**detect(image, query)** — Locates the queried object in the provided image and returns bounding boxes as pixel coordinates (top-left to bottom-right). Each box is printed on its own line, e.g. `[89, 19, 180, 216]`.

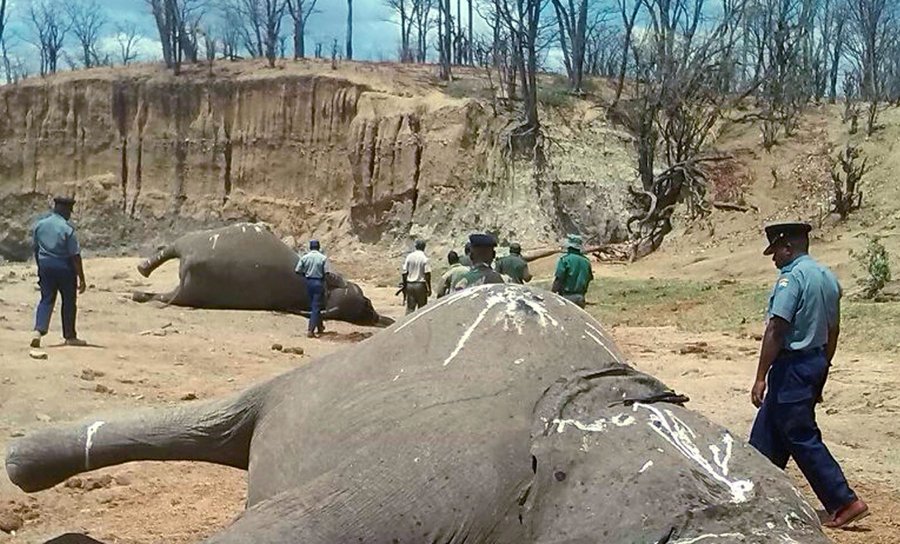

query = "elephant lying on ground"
[6, 285, 829, 543]
[132, 223, 392, 326]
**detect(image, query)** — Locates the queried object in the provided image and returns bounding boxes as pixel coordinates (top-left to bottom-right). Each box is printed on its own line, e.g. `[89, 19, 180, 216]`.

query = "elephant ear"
[324, 271, 347, 289]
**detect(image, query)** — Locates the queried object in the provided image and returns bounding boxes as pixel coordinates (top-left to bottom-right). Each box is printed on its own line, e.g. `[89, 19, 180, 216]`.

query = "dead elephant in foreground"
[6, 285, 829, 543]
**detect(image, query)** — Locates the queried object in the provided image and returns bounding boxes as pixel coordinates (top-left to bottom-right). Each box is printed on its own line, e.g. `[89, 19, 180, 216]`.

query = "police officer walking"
[551, 234, 593, 307]
[452, 234, 505, 291]
[494, 242, 532, 284]
[295, 240, 328, 338]
[401, 240, 431, 314]
[30, 196, 88, 348]
[749, 222, 868, 529]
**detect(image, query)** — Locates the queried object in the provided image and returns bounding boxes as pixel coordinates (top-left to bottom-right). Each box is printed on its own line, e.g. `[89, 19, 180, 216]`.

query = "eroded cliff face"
[0, 63, 634, 260]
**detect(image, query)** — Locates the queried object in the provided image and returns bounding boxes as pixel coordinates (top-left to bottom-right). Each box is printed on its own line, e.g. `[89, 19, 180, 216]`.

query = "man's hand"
[78, 277, 87, 294]
[751, 379, 767, 408]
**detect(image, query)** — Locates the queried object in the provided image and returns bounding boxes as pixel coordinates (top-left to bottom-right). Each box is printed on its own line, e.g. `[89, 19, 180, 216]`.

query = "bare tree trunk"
[613, 0, 641, 106]
[828, 17, 844, 104]
[346, 0, 353, 59]
[467, 0, 473, 64]
[440, 0, 452, 79]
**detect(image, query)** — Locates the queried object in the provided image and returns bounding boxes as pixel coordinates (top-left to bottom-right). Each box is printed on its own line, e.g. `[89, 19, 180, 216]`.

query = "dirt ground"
[1, 256, 898, 543]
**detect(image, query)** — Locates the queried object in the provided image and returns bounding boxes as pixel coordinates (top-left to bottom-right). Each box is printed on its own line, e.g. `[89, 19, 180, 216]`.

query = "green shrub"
[851, 236, 892, 299]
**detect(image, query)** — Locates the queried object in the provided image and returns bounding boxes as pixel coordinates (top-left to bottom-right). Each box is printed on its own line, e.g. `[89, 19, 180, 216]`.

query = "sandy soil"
[1, 257, 898, 543]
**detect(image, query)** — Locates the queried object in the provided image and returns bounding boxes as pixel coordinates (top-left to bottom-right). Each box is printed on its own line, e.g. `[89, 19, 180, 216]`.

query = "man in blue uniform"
[295, 240, 328, 338]
[749, 222, 868, 529]
[31, 196, 88, 348]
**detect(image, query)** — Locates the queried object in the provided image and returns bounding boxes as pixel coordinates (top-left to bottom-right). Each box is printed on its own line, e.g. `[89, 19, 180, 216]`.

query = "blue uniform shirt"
[767, 254, 841, 352]
[295, 250, 328, 279]
[32, 212, 80, 262]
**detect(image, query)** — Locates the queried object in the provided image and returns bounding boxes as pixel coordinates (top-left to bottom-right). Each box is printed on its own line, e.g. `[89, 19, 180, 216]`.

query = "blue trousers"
[306, 278, 324, 333]
[749, 349, 856, 513]
[34, 258, 78, 339]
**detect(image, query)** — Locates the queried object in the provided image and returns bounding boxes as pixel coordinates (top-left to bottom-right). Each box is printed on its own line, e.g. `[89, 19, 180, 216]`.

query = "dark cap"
[309, 239, 320, 249]
[509, 242, 522, 253]
[53, 196, 76, 206]
[469, 233, 497, 248]
[763, 222, 811, 255]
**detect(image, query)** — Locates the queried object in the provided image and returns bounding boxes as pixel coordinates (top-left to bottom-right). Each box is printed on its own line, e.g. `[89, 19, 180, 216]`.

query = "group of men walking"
[28, 196, 869, 530]
[399, 232, 594, 315]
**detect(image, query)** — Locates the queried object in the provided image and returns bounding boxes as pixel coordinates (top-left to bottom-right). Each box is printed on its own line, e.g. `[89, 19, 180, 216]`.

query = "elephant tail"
[137, 244, 179, 278]
[5, 381, 271, 493]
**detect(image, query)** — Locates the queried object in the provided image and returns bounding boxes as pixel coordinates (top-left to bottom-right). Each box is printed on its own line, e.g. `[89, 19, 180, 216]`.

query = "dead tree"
[66, 0, 106, 68]
[286, 0, 319, 59]
[30, 0, 69, 75]
[611, 0, 641, 106]
[346, 0, 353, 59]
[746, 0, 816, 146]
[439, 0, 452, 79]
[146, 0, 203, 74]
[831, 145, 871, 219]
[220, 9, 242, 60]
[411, 0, 432, 62]
[622, 0, 749, 258]
[115, 22, 143, 65]
[386, 0, 415, 61]
[846, 0, 894, 136]
[551, 0, 589, 93]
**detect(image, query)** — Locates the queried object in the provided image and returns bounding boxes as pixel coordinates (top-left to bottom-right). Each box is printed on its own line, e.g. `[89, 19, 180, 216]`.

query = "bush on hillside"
[831, 145, 871, 220]
[851, 236, 892, 299]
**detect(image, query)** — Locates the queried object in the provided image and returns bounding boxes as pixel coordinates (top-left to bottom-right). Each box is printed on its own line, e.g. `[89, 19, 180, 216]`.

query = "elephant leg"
[131, 287, 182, 304]
[137, 244, 179, 277]
[5, 382, 270, 493]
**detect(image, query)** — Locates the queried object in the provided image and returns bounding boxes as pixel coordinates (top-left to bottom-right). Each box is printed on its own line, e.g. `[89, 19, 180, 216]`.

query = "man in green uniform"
[551, 234, 593, 308]
[452, 234, 505, 292]
[494, 242, 532, 284]
[749, 222, 868, 529]
[437, 250, 468, 298]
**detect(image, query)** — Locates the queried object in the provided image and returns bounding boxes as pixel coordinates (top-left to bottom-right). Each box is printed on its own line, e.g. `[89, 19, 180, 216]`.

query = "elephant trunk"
[137, 244, 179, 277]
[5, 383, 268, 493]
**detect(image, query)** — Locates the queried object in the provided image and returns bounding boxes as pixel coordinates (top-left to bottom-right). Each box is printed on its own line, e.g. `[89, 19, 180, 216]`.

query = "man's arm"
[67, 231, 85, 293]
[551, 259, 567, 294]
[751, 316, 790, 407]
[522, 263, 532, 283]
[72, 255, 87, 294]
[437, 271, 451, 298]
[826, 299, 841, 364]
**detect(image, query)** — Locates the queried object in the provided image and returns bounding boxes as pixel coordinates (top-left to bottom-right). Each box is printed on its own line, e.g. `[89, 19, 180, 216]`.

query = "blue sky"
[1, 0, 437, 68]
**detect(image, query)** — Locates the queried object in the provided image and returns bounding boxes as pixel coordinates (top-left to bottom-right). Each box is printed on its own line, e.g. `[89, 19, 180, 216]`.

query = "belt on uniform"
[406, 281, 427, 284]
[777, 347, 825, 360]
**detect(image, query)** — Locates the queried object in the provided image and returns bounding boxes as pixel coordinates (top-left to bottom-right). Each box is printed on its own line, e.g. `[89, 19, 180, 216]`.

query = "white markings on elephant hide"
[551, 411, 635, 434]
[639, 460, 653, 473]
[611, 414, 635, 427]
[554, 418, 607, 433]
[583, 322, 617, 359]
[209, 234, 220, 250]
[442, 285, 563, 366]
[393, 285, 492, 334]
[84, 421, 105, 470]
[709, 434, 735, 476]
[670, 533, 743, 544]
[791, 487, 820, 524]
[443, 302, 497, 366]
[513, 358, 524, 365]
[633, 403, 754, 504]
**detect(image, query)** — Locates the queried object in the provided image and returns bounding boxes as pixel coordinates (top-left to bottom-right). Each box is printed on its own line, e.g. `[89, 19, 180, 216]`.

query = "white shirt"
[402, 250, 431, 283]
